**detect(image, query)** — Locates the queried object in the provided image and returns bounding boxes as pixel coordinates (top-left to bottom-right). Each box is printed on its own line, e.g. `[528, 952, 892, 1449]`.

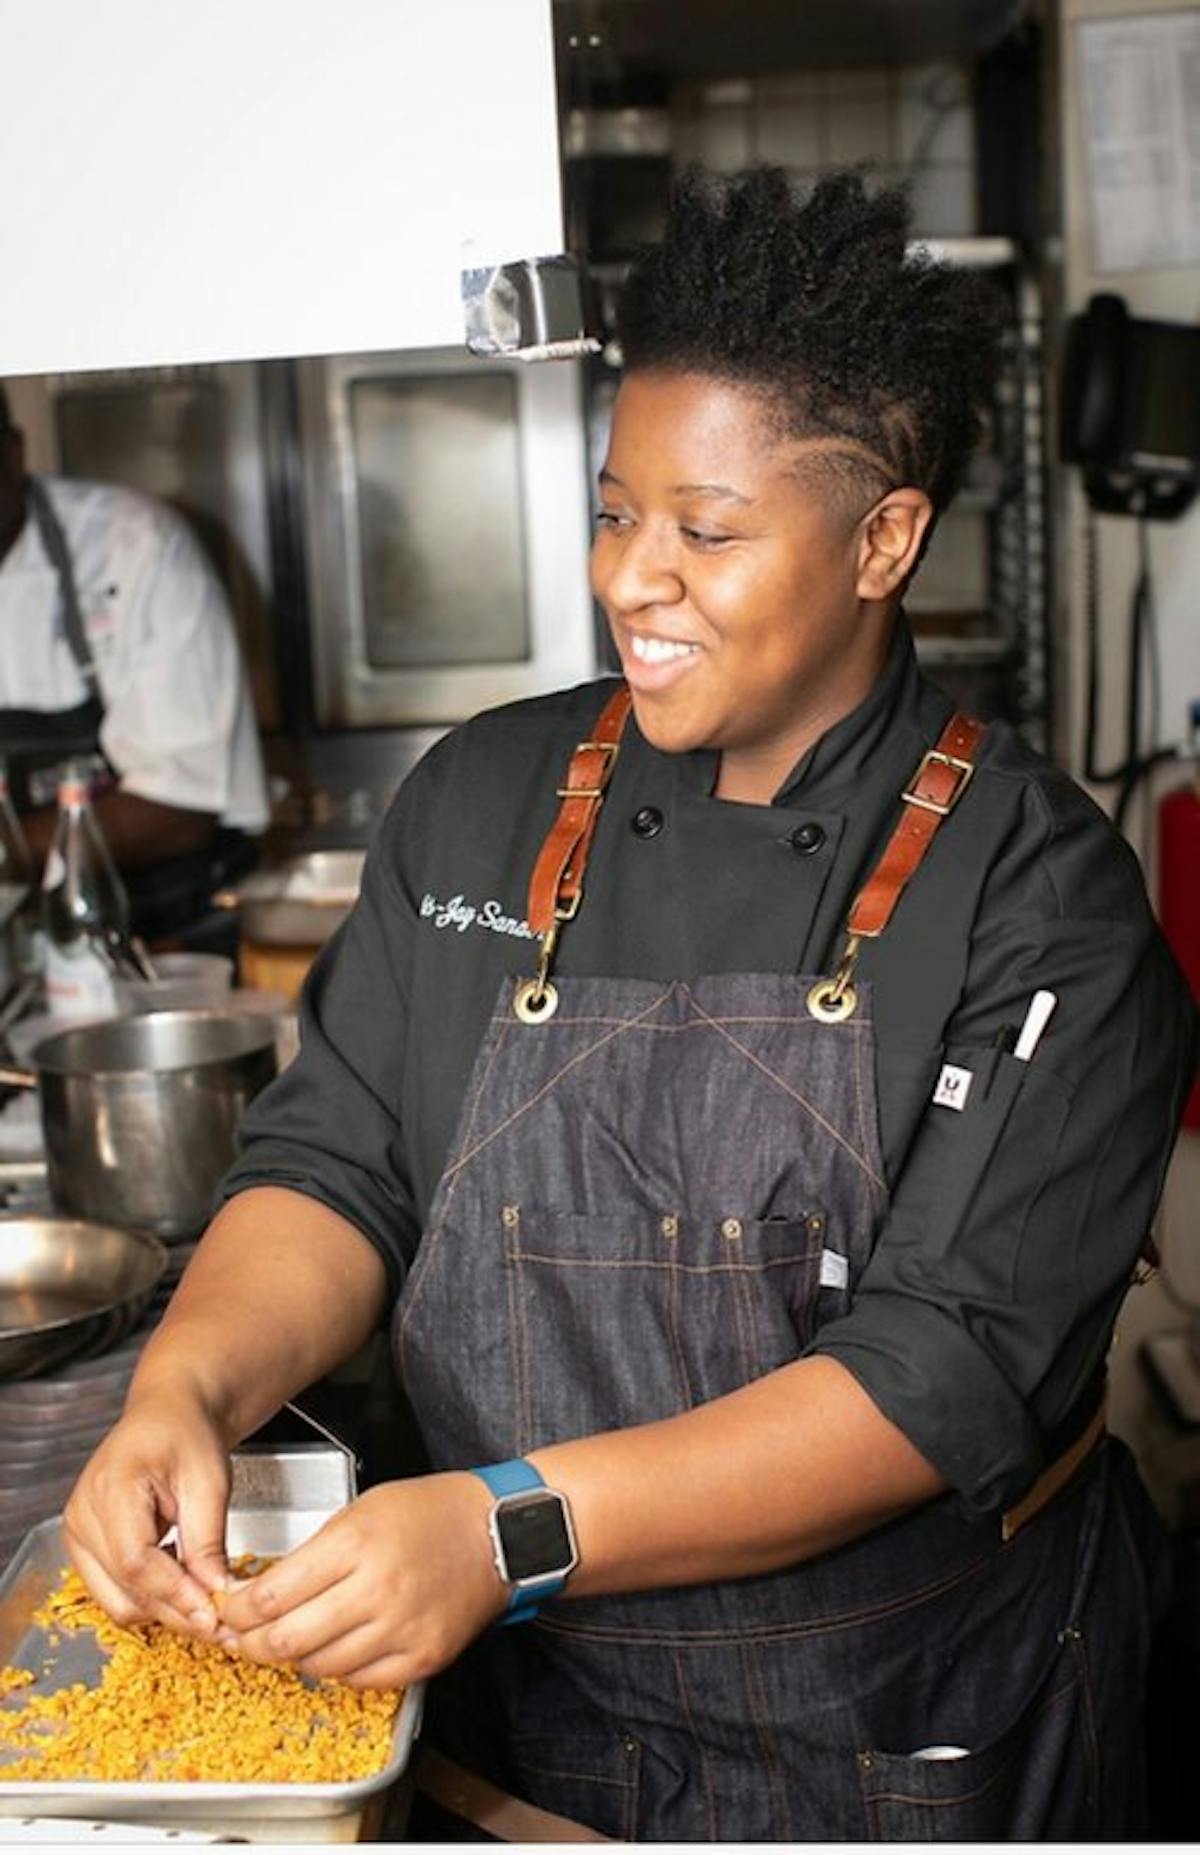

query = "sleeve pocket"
[915, 1047, 1074, 1298]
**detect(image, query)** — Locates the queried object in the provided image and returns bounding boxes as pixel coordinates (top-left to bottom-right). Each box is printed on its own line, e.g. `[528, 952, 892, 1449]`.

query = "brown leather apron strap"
[518, 693, 985, 1026]
[413, 1745, 621, 1843]
[806, 711, 985, 1022]
[847, 713, 986, 940]
[1000, 1401, 1107, 1543]
[526, 684, 633, 936]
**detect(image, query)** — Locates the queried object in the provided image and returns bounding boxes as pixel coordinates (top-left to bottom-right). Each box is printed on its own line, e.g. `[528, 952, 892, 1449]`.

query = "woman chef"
[66, 170, 1195, 1841]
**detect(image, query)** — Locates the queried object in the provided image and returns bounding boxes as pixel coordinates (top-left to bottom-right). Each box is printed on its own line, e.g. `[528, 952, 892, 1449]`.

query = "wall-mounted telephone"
[1060, 292, 1200, 519]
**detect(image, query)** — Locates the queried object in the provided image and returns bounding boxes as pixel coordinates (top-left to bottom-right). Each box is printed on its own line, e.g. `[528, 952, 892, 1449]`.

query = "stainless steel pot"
[0, 1010, 278, 1240]
[0, 1217, 167, 1378]
[215, 850, 365, 946]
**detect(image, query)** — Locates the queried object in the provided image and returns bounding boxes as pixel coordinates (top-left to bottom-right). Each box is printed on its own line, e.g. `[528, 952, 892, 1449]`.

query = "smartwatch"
[471, 1458, 579, 1625]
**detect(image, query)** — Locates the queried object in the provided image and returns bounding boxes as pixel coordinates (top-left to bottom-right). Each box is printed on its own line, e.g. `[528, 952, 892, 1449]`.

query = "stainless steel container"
[216, 851, 365, 947]
[0, 1012, 278, 1241]
[0, 1445, 423, 1830]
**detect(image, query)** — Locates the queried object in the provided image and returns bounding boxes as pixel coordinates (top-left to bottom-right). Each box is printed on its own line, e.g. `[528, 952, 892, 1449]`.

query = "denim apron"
[0, 477, 109, 805]
[395, 695, 1162, 1841]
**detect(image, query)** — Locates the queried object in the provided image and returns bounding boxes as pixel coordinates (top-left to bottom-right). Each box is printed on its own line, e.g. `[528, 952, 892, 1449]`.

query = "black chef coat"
[222, 623, 1196, 1516]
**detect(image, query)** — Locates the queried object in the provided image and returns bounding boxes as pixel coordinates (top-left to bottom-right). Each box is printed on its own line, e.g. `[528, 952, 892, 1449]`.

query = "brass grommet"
[513, 977, 560, 1024]
[806, 978, 858, 1023]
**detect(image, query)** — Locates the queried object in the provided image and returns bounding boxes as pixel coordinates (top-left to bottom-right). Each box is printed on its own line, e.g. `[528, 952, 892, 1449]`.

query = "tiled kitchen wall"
[571, 59, 1002, 662]
[668, 63, 977, 236]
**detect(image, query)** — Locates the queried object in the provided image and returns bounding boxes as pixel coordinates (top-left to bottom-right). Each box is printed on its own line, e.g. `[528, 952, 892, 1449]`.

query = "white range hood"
[0, 0, 565, 374]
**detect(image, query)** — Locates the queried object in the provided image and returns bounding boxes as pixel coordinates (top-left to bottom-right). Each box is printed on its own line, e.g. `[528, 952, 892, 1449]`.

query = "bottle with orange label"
[40, 762, 131, 1017]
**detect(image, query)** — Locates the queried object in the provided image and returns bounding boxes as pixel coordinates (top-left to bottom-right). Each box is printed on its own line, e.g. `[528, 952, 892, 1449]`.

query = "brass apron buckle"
[806, 935, 861, 1024]
[514, 899, 579, 1025]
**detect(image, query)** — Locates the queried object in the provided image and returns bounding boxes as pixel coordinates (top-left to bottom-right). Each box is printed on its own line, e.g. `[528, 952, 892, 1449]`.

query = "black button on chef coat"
[222, 621, 1197, 1517]
[789, 821, 826, 855]
[630, 805, 664, 838]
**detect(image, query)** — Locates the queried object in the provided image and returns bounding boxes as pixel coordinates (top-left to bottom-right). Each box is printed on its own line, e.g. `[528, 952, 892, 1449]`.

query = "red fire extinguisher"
[1159, 705, 1200, 1129]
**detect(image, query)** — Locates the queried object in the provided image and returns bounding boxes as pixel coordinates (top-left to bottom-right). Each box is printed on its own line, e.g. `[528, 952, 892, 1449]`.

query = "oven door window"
[350, 373, 530, 670]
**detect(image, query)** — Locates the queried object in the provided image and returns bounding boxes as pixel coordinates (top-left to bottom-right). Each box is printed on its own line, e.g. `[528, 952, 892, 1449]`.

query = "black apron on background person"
[0, 477, 255, 942]
[395, 689, 1166, 1842]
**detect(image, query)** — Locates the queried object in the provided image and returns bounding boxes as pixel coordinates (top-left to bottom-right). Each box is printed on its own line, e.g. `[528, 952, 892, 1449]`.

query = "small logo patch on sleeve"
[933, 1063, 973, 1110]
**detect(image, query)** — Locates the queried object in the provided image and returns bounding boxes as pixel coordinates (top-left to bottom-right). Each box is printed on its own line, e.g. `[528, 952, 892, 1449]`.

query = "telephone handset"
[1060, 292, 1200, 519]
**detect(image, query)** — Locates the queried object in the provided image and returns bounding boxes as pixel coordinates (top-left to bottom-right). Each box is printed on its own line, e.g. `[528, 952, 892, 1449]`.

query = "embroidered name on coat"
[420, 892, 535, 940]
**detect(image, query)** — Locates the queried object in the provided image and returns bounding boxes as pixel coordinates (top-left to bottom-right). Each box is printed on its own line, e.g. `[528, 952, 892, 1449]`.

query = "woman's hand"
[215, 1473, 505, 1690]
[62, 1387, 231, 1638]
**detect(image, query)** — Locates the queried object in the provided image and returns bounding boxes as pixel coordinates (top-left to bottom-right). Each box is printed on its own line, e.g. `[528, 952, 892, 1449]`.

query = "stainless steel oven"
[8, 347, 601, 845]
[295, 347, 597, 728]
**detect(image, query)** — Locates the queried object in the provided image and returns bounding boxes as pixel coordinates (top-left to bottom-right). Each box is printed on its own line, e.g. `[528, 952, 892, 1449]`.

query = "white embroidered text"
[420, 892, 535, 940]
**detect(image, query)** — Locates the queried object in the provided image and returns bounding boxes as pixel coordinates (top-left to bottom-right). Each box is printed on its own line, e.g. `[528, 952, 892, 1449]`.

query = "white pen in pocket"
[1013, 989, 1057, 1061]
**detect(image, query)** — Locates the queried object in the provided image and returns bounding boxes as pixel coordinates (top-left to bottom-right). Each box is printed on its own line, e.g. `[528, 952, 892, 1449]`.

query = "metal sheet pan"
[218, 852, 366, 948]
[0, 1446, 424, 1825]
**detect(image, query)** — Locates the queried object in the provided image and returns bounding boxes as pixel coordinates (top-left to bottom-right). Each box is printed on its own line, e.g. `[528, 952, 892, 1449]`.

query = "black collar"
[660, 617, 926, 809]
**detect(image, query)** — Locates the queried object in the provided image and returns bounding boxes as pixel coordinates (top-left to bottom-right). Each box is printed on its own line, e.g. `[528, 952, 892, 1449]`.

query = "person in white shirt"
[0, 384, 269, 937]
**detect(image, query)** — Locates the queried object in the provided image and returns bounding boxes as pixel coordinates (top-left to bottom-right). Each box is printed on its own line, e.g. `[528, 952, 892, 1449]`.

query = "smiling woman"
[592, 373, 926, 798]
[593, 166, 1000, 801]
[61, 167, 1196, 1843]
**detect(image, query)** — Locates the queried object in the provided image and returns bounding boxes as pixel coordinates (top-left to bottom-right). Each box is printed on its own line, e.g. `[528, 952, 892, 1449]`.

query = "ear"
[855, 488, 934, 601]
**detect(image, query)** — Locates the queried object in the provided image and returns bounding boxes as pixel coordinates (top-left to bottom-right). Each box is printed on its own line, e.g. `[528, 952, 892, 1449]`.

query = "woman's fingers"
[222, 1567, 359, 1668]
[216, 1475, 504, 1681]
[217, 1520, 351, 1637]
[291, 1620, 390, 1681]
[66, 1469, 191, 1624]
[65, 1519, 209, 1636]
[62, 1400, 232, 1634]
[319, 1652, 412, 1693]
[174, 1465, 231, 1604]
[240, 1607, 426, 1691]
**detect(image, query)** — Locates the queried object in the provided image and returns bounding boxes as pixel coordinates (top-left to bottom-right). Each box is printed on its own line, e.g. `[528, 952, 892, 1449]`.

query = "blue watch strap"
[471, 1458, 569, 1624]
[474, 1458, 546, 1499]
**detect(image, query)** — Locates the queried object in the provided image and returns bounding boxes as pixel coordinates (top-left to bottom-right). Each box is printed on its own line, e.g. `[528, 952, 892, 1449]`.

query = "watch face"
[495, 1491, 574, 1582]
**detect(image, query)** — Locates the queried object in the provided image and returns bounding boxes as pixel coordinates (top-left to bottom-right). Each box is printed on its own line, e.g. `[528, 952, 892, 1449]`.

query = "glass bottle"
[41, 763, 131, 1017]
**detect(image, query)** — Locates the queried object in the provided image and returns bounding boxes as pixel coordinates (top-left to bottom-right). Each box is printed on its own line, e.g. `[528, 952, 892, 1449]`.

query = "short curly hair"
[617, 166, 1006, 515]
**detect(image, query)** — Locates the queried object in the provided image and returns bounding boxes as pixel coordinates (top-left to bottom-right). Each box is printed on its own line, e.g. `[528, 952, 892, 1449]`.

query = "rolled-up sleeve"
[217, 792, 423, 1297]
[811, 770, 1198, 1516]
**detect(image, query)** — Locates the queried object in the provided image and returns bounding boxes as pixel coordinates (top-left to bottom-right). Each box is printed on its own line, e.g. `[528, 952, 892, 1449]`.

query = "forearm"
[23, 790, 216, 868]
[214, 1349, 948, 1687]
[128, 1186, 390, 1445]
[531, 1355, 946, 1596]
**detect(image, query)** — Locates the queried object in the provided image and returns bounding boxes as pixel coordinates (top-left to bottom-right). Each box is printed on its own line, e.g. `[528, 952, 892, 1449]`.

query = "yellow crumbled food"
[0, 1565, 399, 1784]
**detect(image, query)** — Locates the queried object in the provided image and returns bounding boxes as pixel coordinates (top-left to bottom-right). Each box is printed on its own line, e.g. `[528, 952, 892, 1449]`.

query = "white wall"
[0, 0, 564, 373]
[1058, 0, 1200, 1442]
